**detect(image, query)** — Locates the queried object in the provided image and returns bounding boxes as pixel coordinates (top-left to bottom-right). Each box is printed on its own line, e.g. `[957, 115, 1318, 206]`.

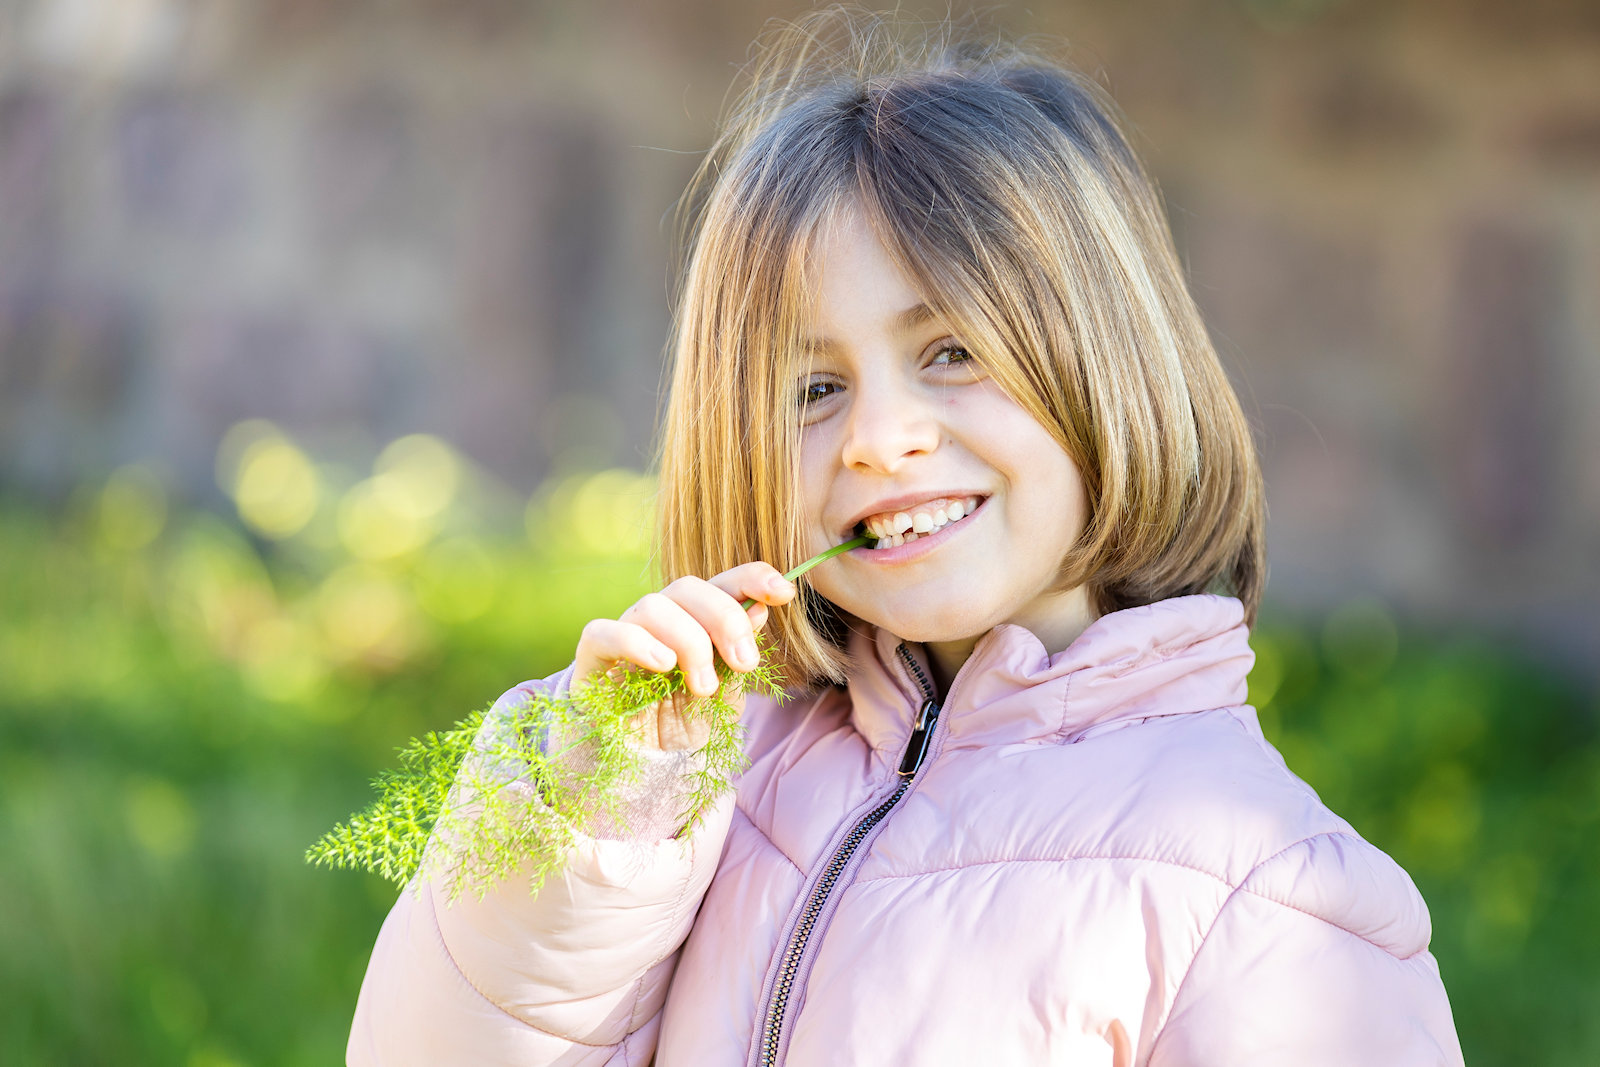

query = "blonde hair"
[655, 9, 1266, 689]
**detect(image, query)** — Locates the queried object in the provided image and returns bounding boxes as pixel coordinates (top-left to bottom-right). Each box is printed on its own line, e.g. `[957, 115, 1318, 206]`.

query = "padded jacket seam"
[422, 887, 613, 1049]
[852, 853, 1233, 887]
[731, 802, 807, 875]
[618, 824, 705, 1058]
[1232, 882, 1432, 960]
[1146, 830, 1412, 1061]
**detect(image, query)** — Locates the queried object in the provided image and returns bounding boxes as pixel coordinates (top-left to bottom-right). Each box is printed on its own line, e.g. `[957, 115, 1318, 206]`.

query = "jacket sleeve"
[1147, 832, 1465, 1067]
[346, 670, 735, 1067]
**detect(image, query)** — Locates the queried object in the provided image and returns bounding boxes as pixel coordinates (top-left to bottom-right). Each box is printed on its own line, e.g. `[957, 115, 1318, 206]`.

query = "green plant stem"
[740, 535, 873, 609]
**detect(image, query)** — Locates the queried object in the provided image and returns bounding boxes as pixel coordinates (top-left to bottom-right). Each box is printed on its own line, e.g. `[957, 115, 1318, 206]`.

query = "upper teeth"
[861, 496, 981, 546]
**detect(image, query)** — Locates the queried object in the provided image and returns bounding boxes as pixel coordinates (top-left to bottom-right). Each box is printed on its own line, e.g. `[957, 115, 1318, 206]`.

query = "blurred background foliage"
[0, 425, 1595, 1065]
[0, 427, 658, 1065]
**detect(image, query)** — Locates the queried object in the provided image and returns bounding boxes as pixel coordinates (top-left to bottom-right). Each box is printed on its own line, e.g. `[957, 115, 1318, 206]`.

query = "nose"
[838, 374, 942, 474]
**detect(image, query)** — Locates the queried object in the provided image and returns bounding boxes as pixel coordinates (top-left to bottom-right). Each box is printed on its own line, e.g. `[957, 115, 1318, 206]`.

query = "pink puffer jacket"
[349, 594, 1463, 1066]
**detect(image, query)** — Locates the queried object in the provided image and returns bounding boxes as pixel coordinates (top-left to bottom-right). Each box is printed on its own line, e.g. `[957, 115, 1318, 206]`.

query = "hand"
[571, 562, 798, 752]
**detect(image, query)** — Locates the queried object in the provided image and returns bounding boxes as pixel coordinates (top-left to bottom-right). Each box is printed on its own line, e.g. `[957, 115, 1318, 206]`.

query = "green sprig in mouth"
[740, 534, 874, 609]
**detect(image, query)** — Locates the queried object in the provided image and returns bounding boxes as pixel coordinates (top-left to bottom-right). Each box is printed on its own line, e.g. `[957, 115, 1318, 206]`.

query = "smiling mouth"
[854, 495, 984, 549]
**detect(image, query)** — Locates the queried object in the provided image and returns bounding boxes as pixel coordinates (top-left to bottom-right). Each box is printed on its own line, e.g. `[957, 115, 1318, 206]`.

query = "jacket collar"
[842, 594, 1255, 763]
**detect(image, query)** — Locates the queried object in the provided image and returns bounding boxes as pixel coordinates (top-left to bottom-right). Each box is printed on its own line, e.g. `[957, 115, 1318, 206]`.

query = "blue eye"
[800, 379, 839, 407]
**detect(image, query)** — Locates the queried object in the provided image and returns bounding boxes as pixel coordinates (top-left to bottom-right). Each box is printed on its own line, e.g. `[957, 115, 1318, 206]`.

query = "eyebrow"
[801, 302, 936, 353]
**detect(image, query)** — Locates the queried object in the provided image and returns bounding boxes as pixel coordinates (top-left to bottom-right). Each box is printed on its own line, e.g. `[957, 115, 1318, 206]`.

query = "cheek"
[1055, 464, 1092, 547]
[1010, 431, 1089, 534]
[796, 442, 834, 541]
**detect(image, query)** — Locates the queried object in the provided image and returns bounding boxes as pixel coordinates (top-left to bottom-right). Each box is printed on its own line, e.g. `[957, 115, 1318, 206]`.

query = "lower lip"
[848, 498, 987, 564]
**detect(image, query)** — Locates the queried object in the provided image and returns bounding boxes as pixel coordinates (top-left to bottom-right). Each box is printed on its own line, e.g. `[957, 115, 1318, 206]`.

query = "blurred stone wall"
[0, 0, 1596, 664]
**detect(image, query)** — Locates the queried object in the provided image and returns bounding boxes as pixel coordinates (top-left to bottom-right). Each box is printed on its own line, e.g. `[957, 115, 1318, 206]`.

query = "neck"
[922, 586, 1101, 698]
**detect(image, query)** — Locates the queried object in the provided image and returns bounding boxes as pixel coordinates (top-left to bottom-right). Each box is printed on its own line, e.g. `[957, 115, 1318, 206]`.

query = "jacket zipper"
[755, 644, 941, 1067]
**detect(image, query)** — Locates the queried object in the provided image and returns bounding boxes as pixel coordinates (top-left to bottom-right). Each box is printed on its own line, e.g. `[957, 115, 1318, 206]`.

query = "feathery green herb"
[307, 536, 872, 901]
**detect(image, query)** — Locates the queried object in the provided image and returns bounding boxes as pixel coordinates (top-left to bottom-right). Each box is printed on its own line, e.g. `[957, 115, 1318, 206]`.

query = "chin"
[846, 605, 994, 645]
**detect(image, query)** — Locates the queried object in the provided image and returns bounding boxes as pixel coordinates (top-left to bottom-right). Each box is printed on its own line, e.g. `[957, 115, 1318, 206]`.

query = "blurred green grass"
[2, 425, 1596, 1065]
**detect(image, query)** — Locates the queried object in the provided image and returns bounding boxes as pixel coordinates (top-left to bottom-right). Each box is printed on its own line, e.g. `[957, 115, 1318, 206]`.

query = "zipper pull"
[897, 698, 942, 778]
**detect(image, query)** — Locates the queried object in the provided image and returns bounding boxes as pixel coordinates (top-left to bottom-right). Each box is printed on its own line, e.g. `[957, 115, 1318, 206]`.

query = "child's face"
[796, 208, 1097, 669]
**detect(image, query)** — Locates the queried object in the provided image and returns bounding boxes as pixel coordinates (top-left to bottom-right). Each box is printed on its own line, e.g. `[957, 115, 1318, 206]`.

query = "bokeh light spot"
[219, 422, 320, 540]
[336, 433, 462, 560]
[1403, 761, 1481, 874]
[337, 478, 429, 561]
[214, 419, 277, 490]
[528, 468, 655, 558]
[126, 777, 198, 859]
[317, 563, 424, 669]
[95, 464, 167, 552]
[374, 434, 459, 520]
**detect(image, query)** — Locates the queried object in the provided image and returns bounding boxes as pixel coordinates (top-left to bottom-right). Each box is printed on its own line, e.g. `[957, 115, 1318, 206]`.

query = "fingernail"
[769, 576, 795, 597]
[735, 637, 758, 669]
[693, 667, 718, 695]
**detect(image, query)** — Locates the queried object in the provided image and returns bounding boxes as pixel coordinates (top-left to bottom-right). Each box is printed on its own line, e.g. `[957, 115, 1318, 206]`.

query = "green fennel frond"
[305, 652, 784, 902]
[306, 536, 869, 903]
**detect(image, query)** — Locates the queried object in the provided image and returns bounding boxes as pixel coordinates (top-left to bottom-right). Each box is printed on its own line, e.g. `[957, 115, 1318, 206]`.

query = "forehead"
[800, 206, 942, 349]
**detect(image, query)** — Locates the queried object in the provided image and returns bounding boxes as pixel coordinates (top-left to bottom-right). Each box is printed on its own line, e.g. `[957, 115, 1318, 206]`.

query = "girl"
[349, 11, 1463, 1065]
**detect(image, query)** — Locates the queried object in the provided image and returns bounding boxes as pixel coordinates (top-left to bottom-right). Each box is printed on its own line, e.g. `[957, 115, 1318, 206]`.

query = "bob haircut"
[655, 9, 1266, 690]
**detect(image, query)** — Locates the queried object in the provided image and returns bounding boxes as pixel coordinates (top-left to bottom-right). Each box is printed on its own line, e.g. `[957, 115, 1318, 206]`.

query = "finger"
[621, 590, 724, 697]
[704, 562, 797, 620]
[654, 689, 716, 751]
[659, 575, 772, 681]
[573, 617, 676, 684]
